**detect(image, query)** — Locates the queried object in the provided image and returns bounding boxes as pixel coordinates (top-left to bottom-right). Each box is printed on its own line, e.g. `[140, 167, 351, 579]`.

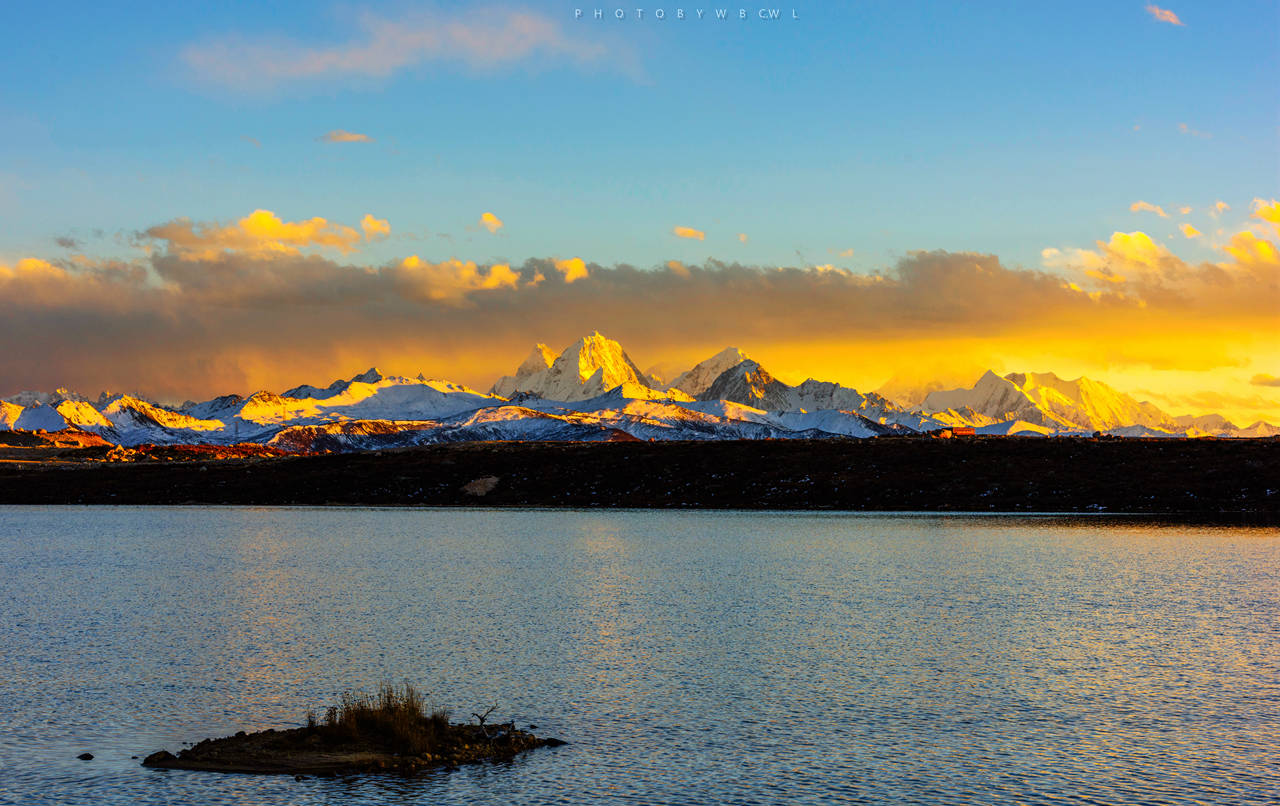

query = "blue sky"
[1, 0, 1273, 271]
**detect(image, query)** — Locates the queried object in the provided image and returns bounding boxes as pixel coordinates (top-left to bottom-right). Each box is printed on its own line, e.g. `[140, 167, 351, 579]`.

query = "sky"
[1, 1, 1277, 423]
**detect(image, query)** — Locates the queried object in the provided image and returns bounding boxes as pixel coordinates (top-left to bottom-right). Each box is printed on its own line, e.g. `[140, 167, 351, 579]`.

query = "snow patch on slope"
[0, 401, 21, 430]
[14, 402, 68, 432]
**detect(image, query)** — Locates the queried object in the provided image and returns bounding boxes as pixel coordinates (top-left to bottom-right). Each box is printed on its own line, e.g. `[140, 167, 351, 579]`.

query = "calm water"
[0, 507, 1276, 805]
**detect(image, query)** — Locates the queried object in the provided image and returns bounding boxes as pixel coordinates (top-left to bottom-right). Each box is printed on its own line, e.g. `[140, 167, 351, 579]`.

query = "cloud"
[0, 257, 67, 282]
[361, 214, 391, 240]
[838, 248, 855, 258]
[183, 8, 624, 92]
[1130, 200, 1167, 217]
[1222, 230, 1279, 271]
[673, 226, 705, 241]
[1042, 231, 1165, 272]
[554, 257, 588, 283]
[480, 212, 503, 233]
[320, 130, 372, 143]
[54, 236, 82, 249]
[393, 256, 520, 303]
[1179, 223, 1201, 238]
[1212, 200, 1230, 217]
[240, 135, 262, 148]
[1178, 122, 1211, 139]
[1, 209, 1276, 423]
[142, 209, 363, 259]
[1145, 5, 1184, 25]
[1251, 374, 1280, 387]
[1042, 226, 1278, 324]
[1178, 206, 1191, 215]
[1253, 198, 1280, 229]
[737, 233, 748, 243]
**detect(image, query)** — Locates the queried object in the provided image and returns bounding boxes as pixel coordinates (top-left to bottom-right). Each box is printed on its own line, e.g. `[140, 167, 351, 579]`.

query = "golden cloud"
[673, 226, 705, 241]
[480, 212, 504, 233]
[394, 256, 520, 303]
[1222, 230, 1280, 272]
[737, 233, 748, 243]
[144, 209, 363, 260]
[361, 214, 391, 239]
[1043, 225, 1278, 327]
[1253, 198, 1280, 229]
[1179, 223, 1201, 238]
[0, 257, 66, 281]
[554, 257, 589, 283]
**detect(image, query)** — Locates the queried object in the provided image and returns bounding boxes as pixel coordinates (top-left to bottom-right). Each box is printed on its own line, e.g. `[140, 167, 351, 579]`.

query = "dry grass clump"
[306, 683, 450, 756]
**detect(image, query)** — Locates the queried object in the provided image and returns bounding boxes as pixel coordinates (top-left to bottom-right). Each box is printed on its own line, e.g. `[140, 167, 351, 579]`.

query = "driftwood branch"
[472, 704, 500, 741]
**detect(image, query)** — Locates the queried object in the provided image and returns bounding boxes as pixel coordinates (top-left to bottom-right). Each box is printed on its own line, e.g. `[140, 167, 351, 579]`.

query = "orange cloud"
[0, 257, 67, 282]
[480, 212, 503, 233]
[737, 233, 748, 243]
[361, 214, 391, 239]
[1145, 4, 1184, 25]
[1178, 123, 1211, 139]
[1130, 200, 1167, 217]
[394, 256, 520, 303]
[144, 209, 363, 259]
[1213, 200, 1231, 215]
[673, 226, 705, 241]
[554, 257, 589, 283]
[1179, 223, 1201, 238]
[320, 129, 372, 143]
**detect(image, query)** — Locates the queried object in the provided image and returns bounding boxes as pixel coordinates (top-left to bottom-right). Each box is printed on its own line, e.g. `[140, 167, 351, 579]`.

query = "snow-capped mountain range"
[2, 331, 1276, 450]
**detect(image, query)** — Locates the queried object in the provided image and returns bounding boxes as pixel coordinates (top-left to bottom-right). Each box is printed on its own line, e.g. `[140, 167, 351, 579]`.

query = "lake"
[0, 507, 1276, 805]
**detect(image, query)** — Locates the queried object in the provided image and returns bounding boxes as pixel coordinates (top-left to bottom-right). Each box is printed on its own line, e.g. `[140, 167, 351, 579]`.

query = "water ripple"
[0, 508, 1276, 805]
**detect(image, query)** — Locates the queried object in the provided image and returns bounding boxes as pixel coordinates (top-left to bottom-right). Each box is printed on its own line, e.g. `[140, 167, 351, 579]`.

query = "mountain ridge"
[2, 333, 1273, 448]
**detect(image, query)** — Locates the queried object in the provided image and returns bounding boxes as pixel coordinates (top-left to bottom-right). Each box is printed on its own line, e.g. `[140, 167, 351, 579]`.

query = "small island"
[142, 684, 564, 776]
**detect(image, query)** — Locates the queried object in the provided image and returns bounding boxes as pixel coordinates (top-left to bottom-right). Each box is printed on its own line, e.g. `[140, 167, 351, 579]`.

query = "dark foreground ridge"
[1, 437, 1276, 517]
[142, 684, 563, 776]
